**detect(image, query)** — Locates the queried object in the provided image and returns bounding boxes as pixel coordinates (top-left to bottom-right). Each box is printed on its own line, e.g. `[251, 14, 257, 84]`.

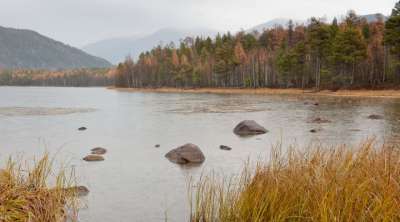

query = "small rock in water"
[91, 147, 107, 155]
[66, 186, 90, 197]
[368, 114, 383, 120]
[83, 155, 104, 162]
[310, 129, 320, 133]
[78, 127, 87, 131]
[155, 144, 160, 148]
[220, 145, 232, 151]
[349, 129, 361, 132]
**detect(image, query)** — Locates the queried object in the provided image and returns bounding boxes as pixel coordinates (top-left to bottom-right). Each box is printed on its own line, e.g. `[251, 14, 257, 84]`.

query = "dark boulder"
[91, 147, 107, 155]
[233, 120, 268, 136]
[155, 144, 160, 148]
[165, 143, 205, 164]
[83, 155, 104, 162]
[78, 127, 87, 131]
[220, 145, 232, 151]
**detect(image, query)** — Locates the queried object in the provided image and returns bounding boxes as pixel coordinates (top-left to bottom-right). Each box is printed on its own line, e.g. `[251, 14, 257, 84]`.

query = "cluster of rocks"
[83, 147, 107, 162]
[77, 127, 108, 161]
[164, 120, 268, 165]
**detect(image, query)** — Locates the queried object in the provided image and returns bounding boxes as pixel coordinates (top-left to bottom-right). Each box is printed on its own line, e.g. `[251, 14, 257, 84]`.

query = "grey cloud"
[0, 0, 395, 47]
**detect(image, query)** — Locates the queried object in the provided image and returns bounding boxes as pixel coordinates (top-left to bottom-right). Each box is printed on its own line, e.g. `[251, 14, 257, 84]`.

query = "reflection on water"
[0, 107, 96, 116]
[0, 87, 400, 222]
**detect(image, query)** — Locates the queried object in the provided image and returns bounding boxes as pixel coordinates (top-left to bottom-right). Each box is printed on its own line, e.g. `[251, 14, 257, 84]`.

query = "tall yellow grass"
[189, 140, 400, 222]
[0, 154, 78, 222]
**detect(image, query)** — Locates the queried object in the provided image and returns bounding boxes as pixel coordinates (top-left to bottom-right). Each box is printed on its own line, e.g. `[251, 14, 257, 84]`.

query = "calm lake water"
[0, 87, 400, 222]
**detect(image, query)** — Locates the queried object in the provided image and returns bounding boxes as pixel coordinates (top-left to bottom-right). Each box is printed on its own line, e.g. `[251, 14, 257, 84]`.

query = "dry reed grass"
[189, 140, 400, 222]
[0, 154, 78, 222]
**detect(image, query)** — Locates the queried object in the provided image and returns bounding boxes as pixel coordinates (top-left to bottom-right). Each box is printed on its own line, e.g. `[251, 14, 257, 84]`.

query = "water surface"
[0, 86, 399, 222]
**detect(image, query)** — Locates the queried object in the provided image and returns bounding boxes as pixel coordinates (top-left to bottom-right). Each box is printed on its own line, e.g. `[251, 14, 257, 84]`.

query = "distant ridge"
[248, 18, 305, 32]
[82, 28, 218, 64]
[0, 26, 112, 69]
[360, 13, 388, 22]
[248, 14, 388, 33]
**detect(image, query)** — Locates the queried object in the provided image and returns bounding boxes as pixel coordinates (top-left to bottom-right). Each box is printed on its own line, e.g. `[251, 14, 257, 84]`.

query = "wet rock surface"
[91, 147, 107, 155]
[233, 120, 268, 136]
[165, 143, 205, 164]
[83, 155, 104, 162]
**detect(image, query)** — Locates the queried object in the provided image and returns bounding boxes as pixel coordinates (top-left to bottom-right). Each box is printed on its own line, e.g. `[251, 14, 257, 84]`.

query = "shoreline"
[109, 87, 400, 99]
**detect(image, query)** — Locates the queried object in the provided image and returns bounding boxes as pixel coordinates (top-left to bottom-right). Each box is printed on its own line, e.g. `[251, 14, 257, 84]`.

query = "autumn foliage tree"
[115, 6, 400, 90]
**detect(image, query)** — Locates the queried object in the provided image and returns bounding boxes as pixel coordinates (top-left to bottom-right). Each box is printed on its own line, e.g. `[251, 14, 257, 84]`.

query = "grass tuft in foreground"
[189, 140, 400, 222]
[0, 154, 78, 222]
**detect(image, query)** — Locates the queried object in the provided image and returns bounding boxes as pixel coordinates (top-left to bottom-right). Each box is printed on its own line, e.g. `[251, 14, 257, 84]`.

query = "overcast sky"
[0, 0, 396, 47]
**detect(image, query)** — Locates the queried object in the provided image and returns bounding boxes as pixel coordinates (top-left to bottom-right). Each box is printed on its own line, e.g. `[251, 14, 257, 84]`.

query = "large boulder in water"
[233, 120, 268, 136]
[165, 143, 205, 164]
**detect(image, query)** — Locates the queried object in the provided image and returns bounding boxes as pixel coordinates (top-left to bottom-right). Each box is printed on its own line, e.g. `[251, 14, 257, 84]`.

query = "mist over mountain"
[82, 28, 218, 64]
[0, 26, 111, 70]
[248, 18, 305, 32]
[247, 14, 387, 33]
[361, 13, 388, 22]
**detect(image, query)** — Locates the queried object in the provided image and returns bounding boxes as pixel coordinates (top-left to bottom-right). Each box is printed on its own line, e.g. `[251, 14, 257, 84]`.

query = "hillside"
[0, 26, 112, 69]
[83, 28, 218, 64]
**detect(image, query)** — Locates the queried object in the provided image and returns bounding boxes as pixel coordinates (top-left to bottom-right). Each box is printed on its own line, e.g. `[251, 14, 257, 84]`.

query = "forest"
[114, 3, 400, 90]
[0, 68, 114, 87]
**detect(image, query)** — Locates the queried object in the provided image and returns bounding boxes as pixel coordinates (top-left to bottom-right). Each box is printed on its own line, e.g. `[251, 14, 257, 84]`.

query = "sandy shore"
[110, 87, 400, 98]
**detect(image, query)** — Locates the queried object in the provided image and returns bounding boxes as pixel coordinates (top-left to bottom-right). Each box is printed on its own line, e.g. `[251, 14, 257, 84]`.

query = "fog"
[0, 0, 395, 47]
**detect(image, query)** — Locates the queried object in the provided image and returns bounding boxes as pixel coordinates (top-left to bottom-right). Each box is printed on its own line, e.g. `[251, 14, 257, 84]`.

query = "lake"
[0, 86, 400, 222]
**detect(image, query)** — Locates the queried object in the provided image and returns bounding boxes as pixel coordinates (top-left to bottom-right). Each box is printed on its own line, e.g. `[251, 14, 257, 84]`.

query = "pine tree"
[384, 1, 400, 80]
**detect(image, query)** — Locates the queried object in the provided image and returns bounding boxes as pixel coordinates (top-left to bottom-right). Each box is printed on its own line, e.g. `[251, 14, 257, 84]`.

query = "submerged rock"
[91, 147, 107, 155]
[233, 120, 268, 136]
[83, 155, 104, 162]
[165, 143, 205, 164]
[310, 128, 322, 133]
[220, 145, 232, 151]
[311, 117, 331, 124]
[66, 186, 90, 197]
[78, 127, 87, 131]
[368, 114, 384, 120]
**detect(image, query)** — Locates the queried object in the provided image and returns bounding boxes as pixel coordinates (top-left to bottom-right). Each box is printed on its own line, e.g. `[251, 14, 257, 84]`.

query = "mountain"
[360, 13, 388, 22]
[0, 26, 112, 69]
[83, 28, 218, 64]
[248, 14, 387, 33]
[248, 18, 305, 33]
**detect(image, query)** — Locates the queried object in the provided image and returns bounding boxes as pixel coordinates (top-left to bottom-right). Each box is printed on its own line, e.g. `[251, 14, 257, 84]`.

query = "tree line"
[0, 68, 114, 87]
[115, 3, 400, 90]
